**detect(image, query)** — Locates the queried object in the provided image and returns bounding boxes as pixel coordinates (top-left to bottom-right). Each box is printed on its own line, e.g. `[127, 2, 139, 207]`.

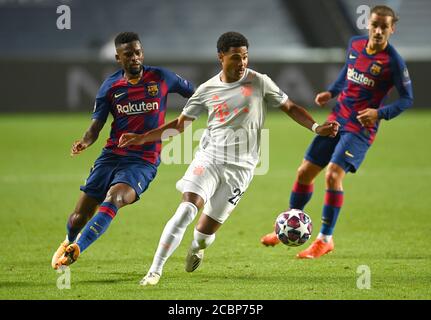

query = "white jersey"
[182, 68, 288, 169]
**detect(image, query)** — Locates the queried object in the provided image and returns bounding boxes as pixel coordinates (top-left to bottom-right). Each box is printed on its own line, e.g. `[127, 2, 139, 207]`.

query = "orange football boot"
[51, 239, 70, 269]
[57, 243, 81, 267]
[260, 231, 280, 247]
[296, 238, 334, 259]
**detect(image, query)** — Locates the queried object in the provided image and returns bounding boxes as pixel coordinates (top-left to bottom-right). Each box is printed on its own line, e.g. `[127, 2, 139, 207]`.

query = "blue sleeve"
[377, 55, 414, 120]
[162, 68, 195, 98]
[91, 82, 111, 123]
[327, 37, 355, 98]
[328, 64, 347, 98]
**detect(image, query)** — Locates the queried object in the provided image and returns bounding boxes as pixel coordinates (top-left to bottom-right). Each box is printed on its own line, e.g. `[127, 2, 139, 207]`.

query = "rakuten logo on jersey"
[116, 101, 159, 115]
[347, 67, 375, 87]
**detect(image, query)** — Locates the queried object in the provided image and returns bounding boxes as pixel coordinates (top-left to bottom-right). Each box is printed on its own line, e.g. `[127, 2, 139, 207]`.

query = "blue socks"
[76, 202, 118, 252]
[320, 190, 344, 236]
[290, 181, 314, 210]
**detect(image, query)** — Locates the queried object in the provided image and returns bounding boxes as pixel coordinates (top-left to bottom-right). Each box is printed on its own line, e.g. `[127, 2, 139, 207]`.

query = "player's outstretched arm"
[71, 119, 104, 156]
[118, 114, 195, 148]
[280, 99, 339, 137]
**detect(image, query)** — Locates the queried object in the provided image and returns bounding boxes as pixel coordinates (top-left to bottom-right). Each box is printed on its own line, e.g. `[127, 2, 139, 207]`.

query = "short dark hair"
[371, 5, 399, 24]
[217, 31, 249, 53]
[114, 32, 141, 48]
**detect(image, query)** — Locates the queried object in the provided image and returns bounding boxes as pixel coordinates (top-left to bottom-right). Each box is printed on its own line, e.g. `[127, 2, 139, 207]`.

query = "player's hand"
[357, 108, 378, 127]
[71, 140, 88, 156]
[316, 121, 340, 138]
[118, 133, 146, 148]
[315, 91, 332, 107]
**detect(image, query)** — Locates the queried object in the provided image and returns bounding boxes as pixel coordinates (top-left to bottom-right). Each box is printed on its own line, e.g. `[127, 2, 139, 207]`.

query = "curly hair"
[217, 31, 249, 53]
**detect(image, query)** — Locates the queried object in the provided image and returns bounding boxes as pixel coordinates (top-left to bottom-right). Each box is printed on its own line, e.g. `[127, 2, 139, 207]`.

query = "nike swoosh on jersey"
[349, 54, 357, 59]
[114, 92, 126, 98]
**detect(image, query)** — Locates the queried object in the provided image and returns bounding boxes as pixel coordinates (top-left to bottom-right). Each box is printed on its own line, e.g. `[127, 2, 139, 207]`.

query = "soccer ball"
[275, 209, 313, 246]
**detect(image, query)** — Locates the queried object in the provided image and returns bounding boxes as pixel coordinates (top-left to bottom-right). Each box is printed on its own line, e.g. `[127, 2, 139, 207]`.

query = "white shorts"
[176, 152, 254, 224]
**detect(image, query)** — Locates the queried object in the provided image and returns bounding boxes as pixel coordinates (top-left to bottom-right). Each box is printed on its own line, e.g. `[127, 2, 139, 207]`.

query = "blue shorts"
[80, 151, 158, 203]
[304, 132, 371, 173]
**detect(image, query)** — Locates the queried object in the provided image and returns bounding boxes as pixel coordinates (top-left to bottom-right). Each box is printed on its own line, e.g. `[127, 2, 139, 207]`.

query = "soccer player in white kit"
[119, 32, 339, 286]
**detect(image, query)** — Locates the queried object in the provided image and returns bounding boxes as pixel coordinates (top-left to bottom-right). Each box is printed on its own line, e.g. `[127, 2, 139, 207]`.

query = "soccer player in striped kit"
[51, 32, 194, 269]
[261, 5, 414, 258]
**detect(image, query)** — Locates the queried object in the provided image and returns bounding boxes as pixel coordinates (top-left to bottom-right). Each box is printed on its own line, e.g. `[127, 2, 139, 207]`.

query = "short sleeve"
[181, 88, 206, 119]
[262, 74, 288, 108]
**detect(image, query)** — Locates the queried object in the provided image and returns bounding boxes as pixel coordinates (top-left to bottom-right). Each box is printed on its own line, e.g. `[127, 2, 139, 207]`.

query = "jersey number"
[228, 188, 244, 206]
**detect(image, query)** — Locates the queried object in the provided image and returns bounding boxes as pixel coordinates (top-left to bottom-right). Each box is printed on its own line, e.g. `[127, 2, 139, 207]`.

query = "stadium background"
[1, 0, 430, 301]
[0, 0, 430, 111]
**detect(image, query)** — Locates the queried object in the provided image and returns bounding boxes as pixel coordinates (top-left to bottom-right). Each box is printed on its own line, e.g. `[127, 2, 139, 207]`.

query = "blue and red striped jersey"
[327, 35, 413, 144]
[92, 66, 194, 165]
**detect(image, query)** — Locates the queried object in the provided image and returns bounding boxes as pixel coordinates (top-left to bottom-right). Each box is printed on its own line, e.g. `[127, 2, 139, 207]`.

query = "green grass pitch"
[0, 110, 430, 300]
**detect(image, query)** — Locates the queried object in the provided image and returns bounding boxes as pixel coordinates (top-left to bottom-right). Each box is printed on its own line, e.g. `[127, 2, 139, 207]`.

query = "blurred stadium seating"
[0, 0, 429, 111]
[0, 0, 305, 59]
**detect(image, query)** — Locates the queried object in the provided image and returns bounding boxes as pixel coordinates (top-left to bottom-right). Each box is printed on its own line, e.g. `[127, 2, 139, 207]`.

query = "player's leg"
[141, 192, 203, 286]
[292, 134, 338, 208]
[60, 158, 157, 267]
[141, 156, 219, 285]
[51, 192, 99, 269]
[76, 183, 136, 249]
[319, 162, 345, 241]
[297, 132, 369, 259]
[67, 193, 100, 241]
[290, 160, 323, 209]
[297, 162, 344, 258]
[261, 135, 337, 246]
[192, 213, 220, 252]
[260, 160, 323, 246]
[185, 213, 219, 273]
[149, 192, 204, 275]
[60, 183, 137, 267]
[185, 165, 252, 273]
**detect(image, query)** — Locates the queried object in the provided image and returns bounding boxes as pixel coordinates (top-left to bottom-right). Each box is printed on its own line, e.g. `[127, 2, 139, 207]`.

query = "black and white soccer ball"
[275, 209, 313, 247]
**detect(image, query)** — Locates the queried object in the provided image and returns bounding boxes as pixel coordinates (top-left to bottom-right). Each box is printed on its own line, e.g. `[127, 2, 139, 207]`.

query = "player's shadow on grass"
[333, 253, 431, 260]
[0, 281, 48, 288]
[75, 271, 143, 285]
[77, 279, 130, 285]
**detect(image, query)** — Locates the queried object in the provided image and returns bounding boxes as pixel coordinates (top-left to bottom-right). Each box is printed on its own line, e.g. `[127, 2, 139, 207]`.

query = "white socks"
[149, 202, 198, 275]
[191, 228, 215, 253]
[317, 233, 332, 243]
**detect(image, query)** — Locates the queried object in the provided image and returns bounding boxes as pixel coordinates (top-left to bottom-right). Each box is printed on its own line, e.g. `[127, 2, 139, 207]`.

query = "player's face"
[115, 41, 144, 77]
[218, 46, 248, 82]
[368, 13, 395, 47]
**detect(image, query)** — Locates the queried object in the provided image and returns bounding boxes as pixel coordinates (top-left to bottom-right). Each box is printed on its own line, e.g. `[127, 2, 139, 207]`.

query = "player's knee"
[296, 166, 307, 180]
[297, 165, 314, 184]
[171, 202, 198, 228]
[325, 170, 341, 186]
[104, 191, 133, 208]
[182, 192, 204, 209]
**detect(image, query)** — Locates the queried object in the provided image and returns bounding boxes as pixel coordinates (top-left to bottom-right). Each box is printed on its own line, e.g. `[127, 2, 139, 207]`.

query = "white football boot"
[139, 272, 161, 286]
[185, 248, 204, 272]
